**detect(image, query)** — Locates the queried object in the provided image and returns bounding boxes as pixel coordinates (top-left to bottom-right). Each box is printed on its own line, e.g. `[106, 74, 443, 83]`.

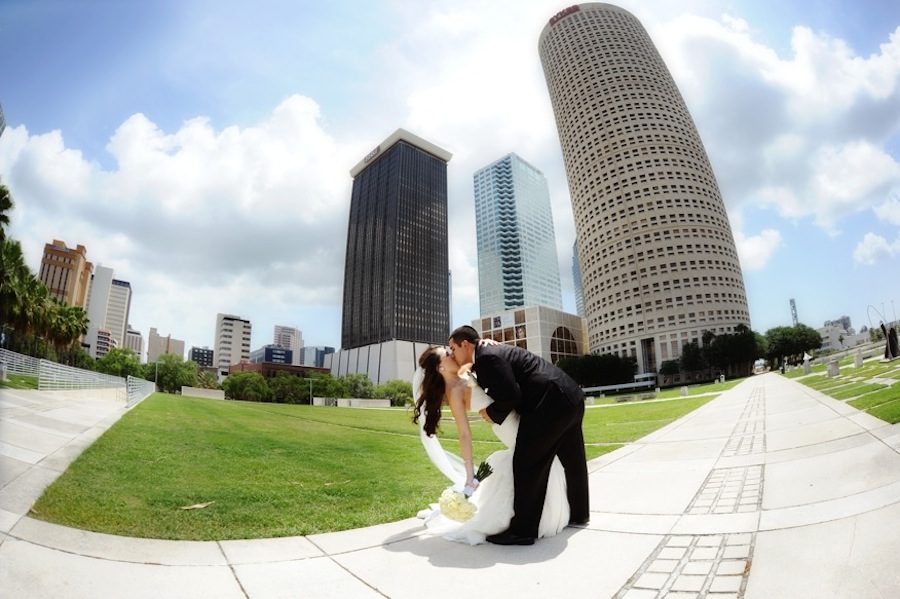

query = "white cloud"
[1, 95, 351, 348]
[808, 141, 900, 230]
[735, 229, 783, 271]
[777, 26, 900, 117]
[874, 195, 900, 225]
[853, 232, 900, 265]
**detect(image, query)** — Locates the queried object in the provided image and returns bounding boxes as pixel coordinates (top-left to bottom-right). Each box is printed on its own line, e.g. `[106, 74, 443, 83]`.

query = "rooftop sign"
[549, 5, 580, 26]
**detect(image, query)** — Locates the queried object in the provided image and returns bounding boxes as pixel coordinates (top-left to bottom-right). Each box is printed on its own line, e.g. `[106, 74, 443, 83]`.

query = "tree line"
[92, 345, 414, 405]
[221, 370, 413, 405]
[556, 323, 824, 387]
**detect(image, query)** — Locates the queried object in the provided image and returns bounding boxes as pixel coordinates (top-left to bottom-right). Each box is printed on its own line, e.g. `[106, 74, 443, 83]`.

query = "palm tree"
[0, 238, 31, 346]
[55, 303, 88, 363]
[21, 276, 52, 355]
[197, 370, 219, 389]
[0, 182, 89, 360]
[0, 180, 13, 243]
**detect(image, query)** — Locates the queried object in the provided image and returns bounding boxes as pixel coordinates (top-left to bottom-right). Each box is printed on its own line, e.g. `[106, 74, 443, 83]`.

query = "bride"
[412, 346, 570, 545]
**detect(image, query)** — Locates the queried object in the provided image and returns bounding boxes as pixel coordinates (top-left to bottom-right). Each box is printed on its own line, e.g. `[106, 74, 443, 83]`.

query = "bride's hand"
[479, 338, 500, 346]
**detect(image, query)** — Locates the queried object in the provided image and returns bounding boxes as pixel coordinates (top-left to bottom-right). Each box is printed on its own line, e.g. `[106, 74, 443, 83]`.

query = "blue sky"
[1, 0, 898, 356]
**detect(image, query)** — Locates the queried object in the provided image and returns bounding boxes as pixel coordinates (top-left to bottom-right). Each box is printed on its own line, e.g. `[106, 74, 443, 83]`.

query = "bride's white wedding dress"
[416, 372, 570, 545]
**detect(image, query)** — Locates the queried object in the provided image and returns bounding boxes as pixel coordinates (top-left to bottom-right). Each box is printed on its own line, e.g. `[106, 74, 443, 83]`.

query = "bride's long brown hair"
[413, 346, 445, 436]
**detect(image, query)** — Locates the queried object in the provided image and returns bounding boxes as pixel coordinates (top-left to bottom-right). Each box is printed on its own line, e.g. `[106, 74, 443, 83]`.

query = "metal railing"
[0, 348, 41, 378]
[1, 348, 155, 407]
[126, 376, 156, 407]
[38, 359, 125, 391]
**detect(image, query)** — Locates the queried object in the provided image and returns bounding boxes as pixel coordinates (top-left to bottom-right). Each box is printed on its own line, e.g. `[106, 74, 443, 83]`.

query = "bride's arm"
[446, 384, 477, 488]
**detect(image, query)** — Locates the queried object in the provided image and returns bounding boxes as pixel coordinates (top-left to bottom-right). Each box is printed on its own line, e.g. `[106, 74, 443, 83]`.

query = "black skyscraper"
[341, 129, 452, 350]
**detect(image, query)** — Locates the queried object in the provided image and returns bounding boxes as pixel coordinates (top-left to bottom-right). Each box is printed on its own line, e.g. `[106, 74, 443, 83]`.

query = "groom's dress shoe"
[486, 531, 535, 546]
[568, 517, 590, 528]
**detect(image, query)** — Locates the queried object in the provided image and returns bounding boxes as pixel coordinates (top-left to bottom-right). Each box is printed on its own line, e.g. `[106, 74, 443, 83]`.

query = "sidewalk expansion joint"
[613, 532, 755, 598]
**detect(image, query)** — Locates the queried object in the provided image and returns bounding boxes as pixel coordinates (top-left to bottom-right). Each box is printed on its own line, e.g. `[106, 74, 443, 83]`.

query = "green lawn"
[793, 358, 900, 423]
[0, 374, 39, 389]
[31, 390, 717, 540]
[848, 387, 900, 411]
[829, 383, 888, 400]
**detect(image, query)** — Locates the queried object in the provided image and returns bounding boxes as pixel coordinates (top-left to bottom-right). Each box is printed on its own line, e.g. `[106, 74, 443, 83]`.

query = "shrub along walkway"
[2, 373, 900, 598]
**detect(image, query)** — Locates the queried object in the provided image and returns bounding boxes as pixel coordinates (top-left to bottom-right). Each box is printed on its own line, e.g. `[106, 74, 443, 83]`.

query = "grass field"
[30, 390, 717, 540]
[793, 358, 900, 423]
[0, 374, 39, 390]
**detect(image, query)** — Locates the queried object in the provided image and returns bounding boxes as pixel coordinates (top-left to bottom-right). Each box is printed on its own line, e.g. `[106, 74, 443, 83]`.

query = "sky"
[1, 0, 899, 358]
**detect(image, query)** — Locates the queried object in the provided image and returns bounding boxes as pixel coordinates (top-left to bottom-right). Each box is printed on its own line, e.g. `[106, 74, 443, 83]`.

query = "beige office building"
[38, 239, 92, 308]
[215, 313, 252, 379]
[147, 327, 185, 364]
[125, 326, 144, 360]
[273, 325, 303, 365]
[472, 305, 587, 364]
[539, 3, 750, 373]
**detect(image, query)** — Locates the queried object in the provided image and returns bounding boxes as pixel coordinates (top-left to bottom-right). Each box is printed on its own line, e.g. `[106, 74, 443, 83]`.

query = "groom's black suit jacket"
[473, 343, 583, 426]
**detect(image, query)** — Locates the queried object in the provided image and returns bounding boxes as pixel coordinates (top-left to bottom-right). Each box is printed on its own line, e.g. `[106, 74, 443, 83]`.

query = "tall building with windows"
[273, 325, 303, 365]
[125, 326, 144, 360]
[301, 346, 335, 368]
[84, 266, 132, 358]
[473, 153, 563, 315]
[84, 265, 114, 358]
[250, 345, 292, 365]
[190, 346, 215, 369]
[333, 128, 452, 384]
[539, 3, 750, 372]
[214, 313, 251, 379]
[107, 279, 132, 349]
[147, 327, 185, 364]
[38, 239, 92, 308]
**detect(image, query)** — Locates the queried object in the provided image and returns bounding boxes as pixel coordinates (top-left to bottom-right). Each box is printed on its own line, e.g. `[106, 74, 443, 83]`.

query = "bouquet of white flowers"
[439, 488, 478, 522]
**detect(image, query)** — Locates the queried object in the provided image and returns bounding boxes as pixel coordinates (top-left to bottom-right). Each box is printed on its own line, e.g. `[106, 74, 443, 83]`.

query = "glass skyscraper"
[341, 129, 452, 350]
[540, 4, 750, 372]
[473, 153, 563, 316]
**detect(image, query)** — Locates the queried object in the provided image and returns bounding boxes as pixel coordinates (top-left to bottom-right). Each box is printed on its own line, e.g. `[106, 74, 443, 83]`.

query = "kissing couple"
[413, 325, 590, 545]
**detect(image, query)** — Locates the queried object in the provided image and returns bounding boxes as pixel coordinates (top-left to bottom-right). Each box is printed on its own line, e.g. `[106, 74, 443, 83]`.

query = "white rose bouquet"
[439, 488, 478, 522]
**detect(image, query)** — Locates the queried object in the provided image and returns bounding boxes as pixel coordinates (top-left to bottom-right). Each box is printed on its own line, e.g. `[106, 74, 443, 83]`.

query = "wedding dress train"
[415, 370, 570, 545]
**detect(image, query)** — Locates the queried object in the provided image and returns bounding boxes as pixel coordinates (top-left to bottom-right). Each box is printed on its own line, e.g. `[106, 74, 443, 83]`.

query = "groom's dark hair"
[449, 325, 480, 345]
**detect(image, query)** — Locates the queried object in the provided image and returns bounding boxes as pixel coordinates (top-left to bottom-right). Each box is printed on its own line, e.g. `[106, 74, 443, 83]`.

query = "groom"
[448, 325, 589, 545]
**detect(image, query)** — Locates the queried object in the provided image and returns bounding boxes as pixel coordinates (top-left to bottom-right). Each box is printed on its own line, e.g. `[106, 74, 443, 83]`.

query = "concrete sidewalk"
[2, 373, 900, 598]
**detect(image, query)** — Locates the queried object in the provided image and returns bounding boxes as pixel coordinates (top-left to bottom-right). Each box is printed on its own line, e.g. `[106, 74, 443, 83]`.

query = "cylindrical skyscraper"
[539, 4, 750, 372]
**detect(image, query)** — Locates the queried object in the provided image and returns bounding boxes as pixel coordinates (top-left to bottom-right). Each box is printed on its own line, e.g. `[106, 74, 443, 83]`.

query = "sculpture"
[881, 323, 899, 361]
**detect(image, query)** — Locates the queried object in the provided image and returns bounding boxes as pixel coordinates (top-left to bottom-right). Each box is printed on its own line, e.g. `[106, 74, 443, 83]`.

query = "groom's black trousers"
[509, 389, 588, 537]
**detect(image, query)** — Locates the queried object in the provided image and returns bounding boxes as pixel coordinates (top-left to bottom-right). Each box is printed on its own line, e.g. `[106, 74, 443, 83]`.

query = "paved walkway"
[2, 373, 900, 598]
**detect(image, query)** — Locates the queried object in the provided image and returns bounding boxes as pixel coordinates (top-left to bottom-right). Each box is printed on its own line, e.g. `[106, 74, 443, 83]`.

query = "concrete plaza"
[2, 372, 900, 598]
